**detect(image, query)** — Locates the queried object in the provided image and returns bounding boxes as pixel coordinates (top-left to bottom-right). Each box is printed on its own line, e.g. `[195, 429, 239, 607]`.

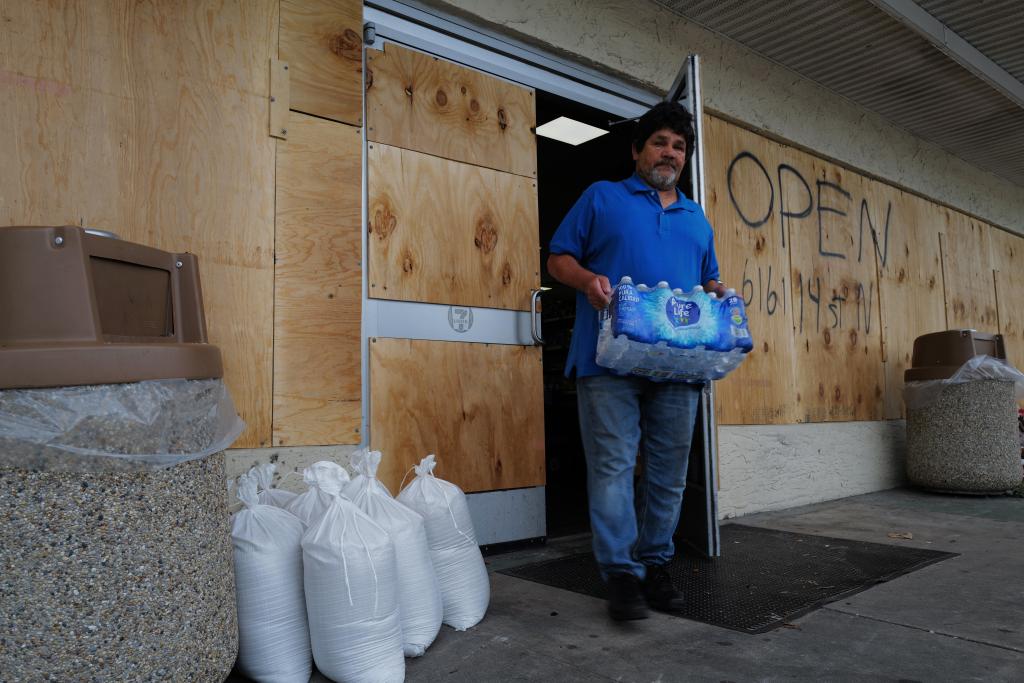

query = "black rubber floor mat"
[499, 524, 957, 633]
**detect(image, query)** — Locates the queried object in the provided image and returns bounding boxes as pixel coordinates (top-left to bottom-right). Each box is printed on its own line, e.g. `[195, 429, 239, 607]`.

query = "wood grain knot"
[474, 218, 498, 253]
[329, 29, 362, 59]
[849, 329, 858, 345]
[823, 329, 831, 345]
[402, 252, 414, 273]
[833, 386, 841, 401]
[405, 85, 414, 97]
[754, 235, 766, 253]
[501, 262, 512, 285]
[436, 89, 448, 106]
[897, 268, 906, 282]
[928, 276, 936, 288]
[372, 205, 397, 240]
[497, 108, 508, 130]
[762, 341, 769, 353]
[470, 99, 480, 113]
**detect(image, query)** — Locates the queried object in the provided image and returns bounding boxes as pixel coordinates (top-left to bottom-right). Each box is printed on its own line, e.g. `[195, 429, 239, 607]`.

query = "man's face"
[633, 127, 687, 191]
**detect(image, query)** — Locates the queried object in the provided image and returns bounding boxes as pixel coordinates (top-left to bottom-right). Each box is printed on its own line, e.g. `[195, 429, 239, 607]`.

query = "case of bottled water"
[596, 276, 753, 382]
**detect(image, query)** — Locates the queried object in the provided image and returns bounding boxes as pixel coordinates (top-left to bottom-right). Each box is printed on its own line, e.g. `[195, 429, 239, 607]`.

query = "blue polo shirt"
[549, 173, 720, 378]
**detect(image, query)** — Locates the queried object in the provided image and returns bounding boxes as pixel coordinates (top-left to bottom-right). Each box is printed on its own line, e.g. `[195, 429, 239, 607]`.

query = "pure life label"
[666, 298, 700, 328]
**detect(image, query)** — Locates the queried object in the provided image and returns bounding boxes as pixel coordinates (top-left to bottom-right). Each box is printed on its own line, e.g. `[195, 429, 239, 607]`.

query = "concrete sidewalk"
[401, 489, 1024, 682]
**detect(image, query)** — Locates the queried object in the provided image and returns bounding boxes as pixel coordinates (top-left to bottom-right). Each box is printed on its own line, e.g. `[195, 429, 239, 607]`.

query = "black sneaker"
[606, 573, 649, 621]
[643, 564, 686, 612]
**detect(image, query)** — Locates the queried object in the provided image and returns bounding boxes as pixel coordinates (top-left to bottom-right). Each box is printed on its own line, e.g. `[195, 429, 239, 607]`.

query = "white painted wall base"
[716, 421, 907, 519]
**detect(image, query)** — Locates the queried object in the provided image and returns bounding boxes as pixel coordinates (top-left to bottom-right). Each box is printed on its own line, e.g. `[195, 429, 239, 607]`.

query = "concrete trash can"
[903, 330, 1024, 493]
[0, 226, 244, 681]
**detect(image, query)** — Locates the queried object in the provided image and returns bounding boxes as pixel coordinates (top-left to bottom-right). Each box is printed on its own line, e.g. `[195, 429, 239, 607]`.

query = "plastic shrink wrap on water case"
[596, 277, 753, 382]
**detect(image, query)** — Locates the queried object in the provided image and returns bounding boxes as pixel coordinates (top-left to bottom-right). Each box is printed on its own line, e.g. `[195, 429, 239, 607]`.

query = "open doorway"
[537, 89, 701, 539]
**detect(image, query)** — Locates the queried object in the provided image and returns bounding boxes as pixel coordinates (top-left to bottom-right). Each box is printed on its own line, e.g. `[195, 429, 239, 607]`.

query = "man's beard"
[640, 163, 679, 191]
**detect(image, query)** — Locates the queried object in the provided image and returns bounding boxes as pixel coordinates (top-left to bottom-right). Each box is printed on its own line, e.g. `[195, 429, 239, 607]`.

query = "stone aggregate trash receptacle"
[903, 329, 1024, 493]
[0, 226, 244, 682]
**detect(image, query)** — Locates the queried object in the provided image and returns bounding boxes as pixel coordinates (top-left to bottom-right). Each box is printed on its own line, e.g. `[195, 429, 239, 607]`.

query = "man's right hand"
[585, 275, 612, 310]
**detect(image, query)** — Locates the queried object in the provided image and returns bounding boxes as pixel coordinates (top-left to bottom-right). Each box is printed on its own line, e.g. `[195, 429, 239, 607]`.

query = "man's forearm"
[548, 253, 599, 292]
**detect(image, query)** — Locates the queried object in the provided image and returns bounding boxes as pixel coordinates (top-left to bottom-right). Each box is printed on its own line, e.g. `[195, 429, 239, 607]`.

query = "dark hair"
[632, 101, 695, 164]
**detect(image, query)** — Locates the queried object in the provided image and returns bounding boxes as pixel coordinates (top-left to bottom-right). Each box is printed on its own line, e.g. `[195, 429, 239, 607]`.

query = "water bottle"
[717, 289, 753, 353]
[663, 285, 703, 350]
[610, 276, 649, 343]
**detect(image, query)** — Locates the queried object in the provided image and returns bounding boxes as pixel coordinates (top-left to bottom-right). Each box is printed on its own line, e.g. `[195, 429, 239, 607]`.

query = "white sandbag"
[347, 449, 442, 657]
[302, 474, 405, 683]
[285, 460, 350, 527]
[252, 462, 298, 508]
[231, 473, 312, 683]
[397, 454, 489, 631]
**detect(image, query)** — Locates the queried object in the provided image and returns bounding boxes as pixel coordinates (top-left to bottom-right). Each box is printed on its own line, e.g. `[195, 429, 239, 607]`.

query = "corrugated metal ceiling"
[918, 0, 1024, 81]
[653, 0, 1024, 186]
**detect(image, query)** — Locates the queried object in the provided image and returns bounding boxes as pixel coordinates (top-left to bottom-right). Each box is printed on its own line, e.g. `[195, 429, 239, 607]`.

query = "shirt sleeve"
[701, 225, 721, 284]
[549, 184, 598, 261]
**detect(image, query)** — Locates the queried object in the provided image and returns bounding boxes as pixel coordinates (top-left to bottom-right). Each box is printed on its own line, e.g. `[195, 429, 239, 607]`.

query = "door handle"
[530, 288, 544, 346]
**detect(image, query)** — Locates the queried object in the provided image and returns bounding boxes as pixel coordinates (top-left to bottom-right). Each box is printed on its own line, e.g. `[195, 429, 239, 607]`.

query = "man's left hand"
[704, 280, 728, 298]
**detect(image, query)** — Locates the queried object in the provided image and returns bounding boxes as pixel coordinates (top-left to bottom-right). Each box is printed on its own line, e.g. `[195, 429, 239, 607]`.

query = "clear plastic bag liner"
[0, 378, 244, 468]
[903, 355, 1024, 410]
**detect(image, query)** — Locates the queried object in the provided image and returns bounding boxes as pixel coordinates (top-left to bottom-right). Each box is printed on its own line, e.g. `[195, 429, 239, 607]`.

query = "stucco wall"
[717, 422, 907, 518]
[420, 0, 1024, 237]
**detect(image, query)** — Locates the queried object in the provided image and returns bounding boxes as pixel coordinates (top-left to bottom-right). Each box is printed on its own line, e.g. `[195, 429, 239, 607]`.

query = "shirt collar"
[623, 173, 694, 212]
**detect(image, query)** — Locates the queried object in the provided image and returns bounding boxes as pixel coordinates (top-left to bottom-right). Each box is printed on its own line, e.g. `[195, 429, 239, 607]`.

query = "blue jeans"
[576, 374, 702, 579]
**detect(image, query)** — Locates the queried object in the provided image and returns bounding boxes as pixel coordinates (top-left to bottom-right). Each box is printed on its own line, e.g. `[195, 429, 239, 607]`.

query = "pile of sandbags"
[228, 451, 489, 682]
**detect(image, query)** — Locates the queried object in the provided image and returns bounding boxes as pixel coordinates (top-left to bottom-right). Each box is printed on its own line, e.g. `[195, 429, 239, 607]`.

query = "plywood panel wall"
[706, 116, 885, 423]
[703, 116, 798, 424]
[280, 0, 363, 126]
[940, 212, 998, 331]
[0, 0, 278, 447]
[370, 338, 545, 494]
[706, 114, 1017, 425]
[990, 228, 1024, 377]
[367, 142, 540, 310]
[786, 161, 885, 422]
[366, 43, 537, 178]
[872, 189, 947, 419]
[273, 114, 362, 446]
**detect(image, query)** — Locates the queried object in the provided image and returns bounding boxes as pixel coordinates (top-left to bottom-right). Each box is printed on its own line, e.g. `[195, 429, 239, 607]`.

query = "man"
[547, 101, 726, 621]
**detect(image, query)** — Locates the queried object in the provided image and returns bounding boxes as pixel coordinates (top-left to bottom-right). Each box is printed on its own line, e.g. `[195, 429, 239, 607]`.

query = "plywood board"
[989, 228, 1024, 382]
[940, 212, 998, 331]
[705, 115, 885, 423]
[273, 114, 362, 446]
[280, 0, 363, 126]
[786, 158, 885, 422]
[870, 188, 946, 419]
[0, 0, 278, 447]
[370, 338, 545, 494]
[367, 142, 540, 310]
[703, 115, 798, 424]
[366, 43, 537, 178]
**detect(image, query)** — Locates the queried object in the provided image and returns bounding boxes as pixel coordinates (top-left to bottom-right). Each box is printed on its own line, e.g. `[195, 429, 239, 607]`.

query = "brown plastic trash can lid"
[0, 226, 223, 389]
[904, 329, 1006, 382]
